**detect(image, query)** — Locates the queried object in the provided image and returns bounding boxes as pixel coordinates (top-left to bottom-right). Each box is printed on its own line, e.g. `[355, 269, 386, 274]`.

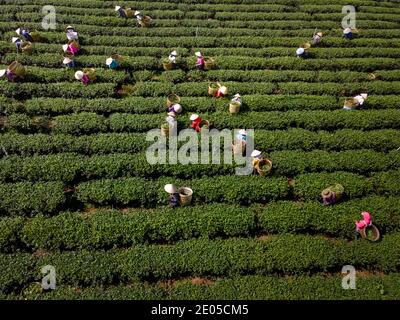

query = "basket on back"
[344, 97, 358, 109]
[8, 61, 26, 77]
[204, 58, 215, 70]
[162, 58, 173, 71]
[229, 101, 241, 114]
[208, 82, 220, 95]
[139, 15, 152, 27]
[83, 68, 97, 82]
[21, 42, 33, 54]
[167, 94, 180, 107]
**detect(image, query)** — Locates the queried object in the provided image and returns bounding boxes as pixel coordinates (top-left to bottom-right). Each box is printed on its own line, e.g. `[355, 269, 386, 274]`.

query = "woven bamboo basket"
[179, 187, 193, 206]
[360, 224, 380, 242]
[256, 158, 273, 176]
[83, 68, 97, 82]
[229, 101, 241, 114]
[139, 15, 152, 27]
[163, 58, 173, 71]
[328, 183, 344, 201]
[161, 124, 169, 137]
[344, 98, 357, 108]
[208, 82, 220, 95]
[167, 94, 180, 107]
[125, 8, 134, 18]
[302, 42, 311, 50]
[204, 58, 215, 70]
[8, 61, 26, 77]
[21, 42, 33, 54]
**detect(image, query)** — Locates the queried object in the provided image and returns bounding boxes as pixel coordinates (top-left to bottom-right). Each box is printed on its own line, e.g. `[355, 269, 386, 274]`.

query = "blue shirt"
[108, 59, 119, 69]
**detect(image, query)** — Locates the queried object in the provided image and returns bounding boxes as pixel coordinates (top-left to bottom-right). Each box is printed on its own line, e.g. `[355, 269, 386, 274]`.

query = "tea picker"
[63, 40, 79, 56]
[195, 52, 205, 70]
[63, 56, 75, 68]
[15, 27, 33, 42]
[215, 85, 228, 98]
[232, 129, 247, 156]
[115, 6, 134, 18]
[135, 11, 152, 28]
[106, 54, 123, 70]
[12, 37, 23, 52]
[355, 212, 380, 241]
[0, 61, 26, 82]
[296, 42, 310, 58]
[236, 129, 247, 144]
[321, 184, 344, 205]
[343, 93, 368, 110]
[190, 114, 202, 132]
[65, 26, 79, 41]
[312, 31, 323, 45]
[164, 184, 180, 209]
[75, 68, 96, 85]
[168, 103, 182, 114]
[169, 51, 178, 65]
[343, 27, 354, 40]
[251, 150, 263, 168]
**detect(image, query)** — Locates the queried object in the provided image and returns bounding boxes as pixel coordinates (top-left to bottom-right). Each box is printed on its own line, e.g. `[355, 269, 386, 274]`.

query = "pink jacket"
[197, 57, 204, 66]
[81, 74, 90, 86]
[68, 43, 79, 55]
[355, 212, 372, 231]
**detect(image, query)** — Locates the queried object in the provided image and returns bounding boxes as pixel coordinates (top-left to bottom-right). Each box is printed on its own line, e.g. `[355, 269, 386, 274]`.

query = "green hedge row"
[1, 149, 399, 183]
[0, 65, 128, 84]
[1, 129, 398, 156]
[0, 181, 65, 216]
[3, 95, 398, 117]
[1, 196, 399, 252]
[75, 171, 400, 207]
[2, 233, 400, 293]
[2, 0, 395, 8]
[10, 10, 400, 27]
[5, 109, 399, 134]
[3, 80, 400, 100]
[0, 82, 116, 99]
[5, 53, 400, 72]
[3, 30, 400, 48]
[12, 273, 400, 300]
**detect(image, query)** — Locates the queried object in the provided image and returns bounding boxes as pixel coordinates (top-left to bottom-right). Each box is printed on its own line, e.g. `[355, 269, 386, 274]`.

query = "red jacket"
[191, 117, 202, 132]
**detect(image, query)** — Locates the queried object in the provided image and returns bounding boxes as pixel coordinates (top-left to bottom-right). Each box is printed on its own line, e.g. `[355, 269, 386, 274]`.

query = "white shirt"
[354, 95, 365, 106]
[66, 31, 78, 41]
[168, 55, 177, 64]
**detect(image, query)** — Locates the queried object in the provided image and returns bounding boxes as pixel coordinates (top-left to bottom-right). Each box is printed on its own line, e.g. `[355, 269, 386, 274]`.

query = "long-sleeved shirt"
[66, 30, 78, 41]
[191, 117, 202, 132]
[117, 8, 127, 18]
[322, 192, 336, 206]
[169, 193, 180, 208]
[67, 43, 79, 55]
[108, 59, 119, 69]
[168, 55, 177, 64]
[21, 30, 33, 42]
[6, 70, 16, 82]
[81, 74, 90, 86]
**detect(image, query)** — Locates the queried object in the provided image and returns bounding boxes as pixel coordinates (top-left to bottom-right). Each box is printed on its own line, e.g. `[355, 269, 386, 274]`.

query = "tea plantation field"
[0, 0, 400, 300]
